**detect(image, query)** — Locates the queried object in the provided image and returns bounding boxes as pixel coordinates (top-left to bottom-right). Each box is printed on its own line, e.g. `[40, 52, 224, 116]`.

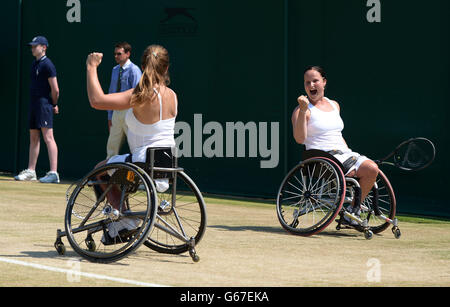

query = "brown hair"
[304, 65, 327, 80]
[115, 42, 132, 54]
[130, 45, 170, 106]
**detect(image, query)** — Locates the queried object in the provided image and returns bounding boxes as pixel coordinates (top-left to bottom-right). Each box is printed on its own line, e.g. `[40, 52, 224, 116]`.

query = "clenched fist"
[86, 52, 103, 68]
[297, 95, 310, 113]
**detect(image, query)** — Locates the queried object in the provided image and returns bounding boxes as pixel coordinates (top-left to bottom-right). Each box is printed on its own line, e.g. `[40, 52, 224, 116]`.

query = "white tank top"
[303, 97, 350, 153]
[125, 88, 176, 163]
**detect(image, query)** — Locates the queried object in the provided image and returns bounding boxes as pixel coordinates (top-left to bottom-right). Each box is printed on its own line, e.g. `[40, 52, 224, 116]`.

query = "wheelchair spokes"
[278, 150, 400, 240]
[57, 163, 157, 263]
[56, 147, 207, 263]
[277, 158, 346, 236]
[144, 171, 207, 261]
[359, 170, 397, 234]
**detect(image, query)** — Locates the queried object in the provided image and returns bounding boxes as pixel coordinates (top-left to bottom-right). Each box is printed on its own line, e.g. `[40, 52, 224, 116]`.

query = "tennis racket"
[375, 137, 436, 171]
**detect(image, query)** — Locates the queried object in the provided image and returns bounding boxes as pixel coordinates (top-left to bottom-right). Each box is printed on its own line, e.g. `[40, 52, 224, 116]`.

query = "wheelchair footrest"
[101, 228, 140, 246]
[335, 210, 369, 233]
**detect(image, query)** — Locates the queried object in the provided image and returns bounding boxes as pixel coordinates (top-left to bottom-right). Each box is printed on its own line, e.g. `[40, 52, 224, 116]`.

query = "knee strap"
[342, 156, 358, 174]
[327, 150, 358, 174]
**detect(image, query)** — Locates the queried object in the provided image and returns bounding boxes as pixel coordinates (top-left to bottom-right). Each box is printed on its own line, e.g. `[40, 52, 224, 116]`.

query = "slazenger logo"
[159, 8, 198, 36]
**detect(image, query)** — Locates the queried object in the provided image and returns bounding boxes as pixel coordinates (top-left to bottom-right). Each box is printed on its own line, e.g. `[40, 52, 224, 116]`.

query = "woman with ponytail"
[87, 44, 176, 169]
[86, 45, 177, 237]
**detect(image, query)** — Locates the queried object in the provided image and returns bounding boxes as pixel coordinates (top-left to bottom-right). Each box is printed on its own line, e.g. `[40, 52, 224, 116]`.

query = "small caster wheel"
[392, 227, 401, 239]
[291, 219, 299, 228]
[336, 224, 341, 231]
[85, 234, 96, 251]
[364, 229, 373, 240]
[85, 239, 96, 251]
[189, 250, 200, 263]
[55, 242, 66, 255]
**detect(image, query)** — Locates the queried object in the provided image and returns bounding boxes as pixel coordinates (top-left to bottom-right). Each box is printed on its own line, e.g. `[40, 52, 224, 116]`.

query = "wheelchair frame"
[55, 147, 207, 263]
[276, 150, 400, 240]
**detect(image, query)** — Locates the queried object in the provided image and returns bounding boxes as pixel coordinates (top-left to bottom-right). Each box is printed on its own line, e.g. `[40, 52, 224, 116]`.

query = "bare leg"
[94, 160, 122, 210]
[355, 160, 379, 203]
[346, 160, 379, 209]
[28, 129, 41, 170]
[41, 128, 58, 172]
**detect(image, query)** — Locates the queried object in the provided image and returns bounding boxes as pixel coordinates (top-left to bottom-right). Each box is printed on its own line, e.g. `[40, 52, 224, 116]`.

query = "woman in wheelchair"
[86, 45, 177, 236]
[291, 66, 379, 224]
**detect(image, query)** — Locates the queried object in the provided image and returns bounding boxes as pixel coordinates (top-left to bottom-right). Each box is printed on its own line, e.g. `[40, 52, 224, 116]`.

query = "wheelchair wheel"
[360, 170, 396, 234]
[144, 171, 207, 255]
[64, 163, 157, 263]
[276, 157, 346, 236]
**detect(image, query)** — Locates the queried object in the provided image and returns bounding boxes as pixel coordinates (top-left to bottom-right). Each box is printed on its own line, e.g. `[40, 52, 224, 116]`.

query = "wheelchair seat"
[302, 149, 358, 175]
[133, 147, 179, 179]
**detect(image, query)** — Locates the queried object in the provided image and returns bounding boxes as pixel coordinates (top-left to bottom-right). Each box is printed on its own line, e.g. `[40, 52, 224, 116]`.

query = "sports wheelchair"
[54, 147, 207, 263]
[276, 150, 399, 240]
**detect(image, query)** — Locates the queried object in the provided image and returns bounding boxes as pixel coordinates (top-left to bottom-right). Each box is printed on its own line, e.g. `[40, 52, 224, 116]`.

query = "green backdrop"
[1, 0, 449, 217]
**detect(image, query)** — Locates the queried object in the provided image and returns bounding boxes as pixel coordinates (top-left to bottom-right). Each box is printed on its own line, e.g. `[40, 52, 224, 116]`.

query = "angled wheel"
[64, 163, 157, 263]
[360, 170, 396, 234]
[144, 171, 207, 255]
[276, 157, 346, 236]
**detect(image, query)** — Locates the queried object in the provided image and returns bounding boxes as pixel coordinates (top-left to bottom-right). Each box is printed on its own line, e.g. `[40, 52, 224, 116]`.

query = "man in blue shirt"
[106, 42, 142, 159]
[15, 36, 61, 183]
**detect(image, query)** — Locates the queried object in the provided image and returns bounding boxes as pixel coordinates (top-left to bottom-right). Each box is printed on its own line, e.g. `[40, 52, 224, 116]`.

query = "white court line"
[0, 257, 168, 287]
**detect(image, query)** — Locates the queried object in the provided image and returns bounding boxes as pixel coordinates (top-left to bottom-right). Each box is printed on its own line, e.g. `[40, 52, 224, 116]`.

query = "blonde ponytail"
[131, 45, 170, 106]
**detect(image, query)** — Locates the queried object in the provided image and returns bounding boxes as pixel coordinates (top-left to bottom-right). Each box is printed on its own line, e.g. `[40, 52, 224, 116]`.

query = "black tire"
[276, 158, 346, 236]
[144, 171, 207, 254]
[65, 163, 157, 263]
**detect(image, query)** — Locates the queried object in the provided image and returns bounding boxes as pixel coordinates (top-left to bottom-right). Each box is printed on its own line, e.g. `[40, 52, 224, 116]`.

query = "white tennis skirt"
[332, 151, 369, 175]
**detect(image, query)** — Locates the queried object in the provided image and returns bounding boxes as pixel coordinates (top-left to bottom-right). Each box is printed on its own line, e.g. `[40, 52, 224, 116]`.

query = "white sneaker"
[101, 217, 141, 244]
[344, 206, 361, 226]
[14, 169, 37, 181]
[155, 178, 169, 193]
[39, 171, 60, 183]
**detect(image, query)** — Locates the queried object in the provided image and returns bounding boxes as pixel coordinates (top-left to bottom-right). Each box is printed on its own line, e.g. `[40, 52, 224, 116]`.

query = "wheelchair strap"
[327, 150, 358, 174]
[327, 150, 344, 155]
[342, 156, 358, 174]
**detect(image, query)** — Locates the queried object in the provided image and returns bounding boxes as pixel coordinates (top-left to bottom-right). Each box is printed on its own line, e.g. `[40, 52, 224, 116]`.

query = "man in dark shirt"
[15, 36, 60, 183]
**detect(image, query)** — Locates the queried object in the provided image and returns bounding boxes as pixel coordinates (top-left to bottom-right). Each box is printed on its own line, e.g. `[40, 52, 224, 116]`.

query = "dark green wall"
[2, 0, 449, 217]
[286, 0, 450, 217]
[0, 0, 21, 174]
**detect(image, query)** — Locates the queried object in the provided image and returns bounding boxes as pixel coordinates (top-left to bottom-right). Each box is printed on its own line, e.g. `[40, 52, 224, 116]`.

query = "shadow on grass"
[209, 224, 370, 240]
[208, 224, 286, 234]
[0, 243, 193, 265]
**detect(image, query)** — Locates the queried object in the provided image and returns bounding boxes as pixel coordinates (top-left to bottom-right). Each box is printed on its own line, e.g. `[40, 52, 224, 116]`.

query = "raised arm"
[292, 95, 310, 144]
[86, 52, 133, 111]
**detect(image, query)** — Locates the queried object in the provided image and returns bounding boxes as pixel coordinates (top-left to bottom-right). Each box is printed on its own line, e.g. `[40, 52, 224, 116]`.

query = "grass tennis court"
[1, 173, 450, 287]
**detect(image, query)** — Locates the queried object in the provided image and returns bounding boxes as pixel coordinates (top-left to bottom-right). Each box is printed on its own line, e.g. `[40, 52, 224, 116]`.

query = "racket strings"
[395, 140, 434, 170]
